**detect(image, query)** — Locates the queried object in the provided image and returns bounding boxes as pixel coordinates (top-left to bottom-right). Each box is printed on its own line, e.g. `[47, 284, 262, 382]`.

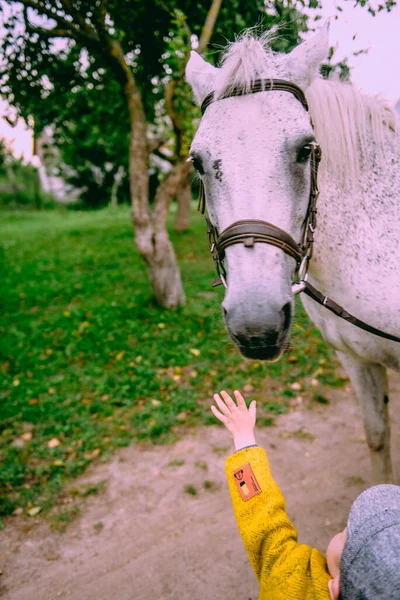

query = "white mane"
[213, 33, 399, 190]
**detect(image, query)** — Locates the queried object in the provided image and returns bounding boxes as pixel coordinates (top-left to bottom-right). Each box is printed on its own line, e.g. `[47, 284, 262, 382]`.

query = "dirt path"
[1, 373, 400, 600]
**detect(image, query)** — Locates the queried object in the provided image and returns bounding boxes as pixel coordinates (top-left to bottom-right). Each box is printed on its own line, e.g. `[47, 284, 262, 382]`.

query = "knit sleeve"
[225, 446, 331, 599]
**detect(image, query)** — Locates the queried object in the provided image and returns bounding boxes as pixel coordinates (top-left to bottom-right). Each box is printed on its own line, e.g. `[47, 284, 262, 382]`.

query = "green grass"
[0, 206, 342, 519]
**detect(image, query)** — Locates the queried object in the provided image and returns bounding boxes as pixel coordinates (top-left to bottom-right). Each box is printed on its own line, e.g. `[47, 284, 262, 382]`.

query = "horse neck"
[309, 129, 400, 296]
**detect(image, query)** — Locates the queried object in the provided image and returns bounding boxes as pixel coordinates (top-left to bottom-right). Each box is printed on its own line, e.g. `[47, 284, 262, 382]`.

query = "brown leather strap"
[303, 281, 400, 343]
[201, 79, 309, 115]
[216, 219, 303, 264]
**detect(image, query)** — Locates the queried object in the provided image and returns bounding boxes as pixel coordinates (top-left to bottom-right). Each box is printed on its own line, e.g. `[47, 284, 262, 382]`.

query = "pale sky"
[1, 0, 399, 161]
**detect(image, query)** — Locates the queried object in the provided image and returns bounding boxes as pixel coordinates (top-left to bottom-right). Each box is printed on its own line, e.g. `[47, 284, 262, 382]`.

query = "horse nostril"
[222, 306, 228, 318]
[281, 302, 291, 331]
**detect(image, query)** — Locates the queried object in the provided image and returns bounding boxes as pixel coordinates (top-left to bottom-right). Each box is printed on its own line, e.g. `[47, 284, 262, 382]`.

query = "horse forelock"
[213, 30, 280, 100]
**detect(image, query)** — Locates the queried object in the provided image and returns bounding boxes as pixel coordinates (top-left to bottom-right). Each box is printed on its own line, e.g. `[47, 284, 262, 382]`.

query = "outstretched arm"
[212, 391, 331, 598]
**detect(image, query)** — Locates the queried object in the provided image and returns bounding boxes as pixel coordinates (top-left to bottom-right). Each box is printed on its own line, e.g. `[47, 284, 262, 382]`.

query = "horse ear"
[284, 22, 330, 88]
[186, 51, 218, 105]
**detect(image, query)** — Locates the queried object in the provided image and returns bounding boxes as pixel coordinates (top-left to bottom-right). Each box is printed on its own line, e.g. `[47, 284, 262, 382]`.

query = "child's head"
[326, 485, 400, 599]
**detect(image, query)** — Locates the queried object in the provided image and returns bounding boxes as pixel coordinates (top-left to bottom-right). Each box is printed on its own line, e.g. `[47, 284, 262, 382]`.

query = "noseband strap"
[216, 219, 303, 264]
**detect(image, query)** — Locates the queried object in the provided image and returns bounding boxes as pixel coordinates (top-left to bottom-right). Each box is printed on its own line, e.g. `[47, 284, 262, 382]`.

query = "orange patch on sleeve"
[233, 463, 262, 501]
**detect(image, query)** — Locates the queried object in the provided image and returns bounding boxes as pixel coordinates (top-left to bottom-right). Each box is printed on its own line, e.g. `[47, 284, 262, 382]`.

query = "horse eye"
[297, 144, 312, 164]
[191, 155, 204, 175]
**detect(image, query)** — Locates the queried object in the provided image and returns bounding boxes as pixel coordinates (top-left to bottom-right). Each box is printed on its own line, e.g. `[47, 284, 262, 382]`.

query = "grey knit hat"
[340, 484, 400, 599]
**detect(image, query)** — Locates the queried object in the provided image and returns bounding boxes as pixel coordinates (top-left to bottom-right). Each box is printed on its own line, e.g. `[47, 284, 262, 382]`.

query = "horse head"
[186, 26, 329, 361]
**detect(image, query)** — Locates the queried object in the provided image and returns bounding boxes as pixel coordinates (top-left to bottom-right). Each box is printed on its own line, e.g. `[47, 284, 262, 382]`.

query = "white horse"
[186, 25, 400, 484]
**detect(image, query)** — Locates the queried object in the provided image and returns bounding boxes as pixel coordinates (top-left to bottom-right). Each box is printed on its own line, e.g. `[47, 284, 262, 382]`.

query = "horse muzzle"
[223, 300, 292, 361]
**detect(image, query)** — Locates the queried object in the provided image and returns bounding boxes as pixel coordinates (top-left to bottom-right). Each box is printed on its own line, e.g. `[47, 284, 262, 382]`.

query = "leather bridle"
[193, 78, 400, 344]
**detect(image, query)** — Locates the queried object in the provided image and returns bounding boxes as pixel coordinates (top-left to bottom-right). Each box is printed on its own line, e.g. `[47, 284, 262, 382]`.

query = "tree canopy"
[0, 1, 310, 206]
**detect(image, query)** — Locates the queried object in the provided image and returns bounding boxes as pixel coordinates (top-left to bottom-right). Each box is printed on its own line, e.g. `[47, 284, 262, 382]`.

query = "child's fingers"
[220, 390, 237, 410]
[210, 404, 227, 424]
[249, 400, 257, 420]
[213, 393, 231, 417]
[233, 390, 246, 408]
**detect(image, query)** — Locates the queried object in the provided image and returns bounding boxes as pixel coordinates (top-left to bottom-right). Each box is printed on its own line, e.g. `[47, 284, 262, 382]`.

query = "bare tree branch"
[164, 0, 223, 157]
[58, 0, 98, 39]
[98, 0, 108, 26]
[17, 0, 99, 43]
[27, 26, 74, 38]
[197, 0, 224, 54]
[22, 8, 73, 40]
[148, 135, 170, 155]
[4, 115, 19, 127]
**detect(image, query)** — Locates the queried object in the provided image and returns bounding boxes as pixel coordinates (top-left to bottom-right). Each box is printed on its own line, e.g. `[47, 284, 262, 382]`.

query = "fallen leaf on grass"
[243, 384, 254, 393]
[115, 351, 125, 361]
[312, 368, 324, 378]
[48, 438, 61, 448]
[53, 460, 65, 467]
[12, 438, 25, 448]
[189, 348, 200, 357]
[84, 448, 101, 461]
[21, 432, 33, 441]
[27, 507, 41, 517]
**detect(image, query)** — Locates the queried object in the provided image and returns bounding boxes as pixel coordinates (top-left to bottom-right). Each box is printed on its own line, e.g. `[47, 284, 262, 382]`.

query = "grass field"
[0, 207, 342, 525]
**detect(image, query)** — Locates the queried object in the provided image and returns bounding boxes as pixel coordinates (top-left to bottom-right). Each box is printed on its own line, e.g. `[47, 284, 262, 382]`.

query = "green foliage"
[0, 206, 343, 520]
[0, 142, 56, 208]
[320, 46, 350, 81]
[354, 0, 397, 15]
[52, 74, 130, 208]
[0, 0, 311, 209]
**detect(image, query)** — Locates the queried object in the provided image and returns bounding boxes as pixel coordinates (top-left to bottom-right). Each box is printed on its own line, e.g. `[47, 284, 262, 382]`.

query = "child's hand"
[211, 390, 257, 451]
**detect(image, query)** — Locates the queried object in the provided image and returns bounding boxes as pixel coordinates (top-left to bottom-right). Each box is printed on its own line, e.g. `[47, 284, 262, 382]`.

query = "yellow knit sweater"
[225, 446, 331, 600]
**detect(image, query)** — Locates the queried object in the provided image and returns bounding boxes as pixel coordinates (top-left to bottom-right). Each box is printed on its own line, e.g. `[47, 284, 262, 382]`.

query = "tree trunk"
[110, 165, 124, 208]
[6, 164, 21, 204]
[107, 38, 187, 309]
[174, 176, 192, 231]
[33, 166, 42, 210]
[146, 159, 192, 307]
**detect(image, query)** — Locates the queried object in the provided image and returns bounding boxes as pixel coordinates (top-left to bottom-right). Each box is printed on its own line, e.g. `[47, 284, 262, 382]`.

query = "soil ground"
[1, 372, 400, 600]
